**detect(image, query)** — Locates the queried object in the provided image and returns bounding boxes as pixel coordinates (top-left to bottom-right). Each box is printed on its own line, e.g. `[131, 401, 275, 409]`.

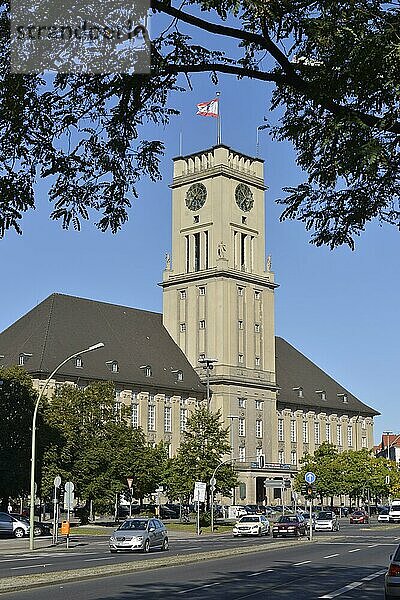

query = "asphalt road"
[0, 522, 399, 599]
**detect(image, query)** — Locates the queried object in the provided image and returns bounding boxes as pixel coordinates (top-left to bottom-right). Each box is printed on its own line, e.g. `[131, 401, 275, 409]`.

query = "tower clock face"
[235, 183, 254, 212]
[185, 183, 207, 211]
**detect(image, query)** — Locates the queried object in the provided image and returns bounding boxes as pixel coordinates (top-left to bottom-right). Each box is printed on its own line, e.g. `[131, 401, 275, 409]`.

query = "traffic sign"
[194, 481, 206, 503]
[54, 476, 61, 488]
[305, 471, 316, 484]
[65, 481, 75, 493]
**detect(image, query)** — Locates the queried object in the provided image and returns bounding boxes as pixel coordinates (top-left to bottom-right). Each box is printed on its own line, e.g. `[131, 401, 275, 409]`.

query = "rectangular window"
[180, 408, 187, 433]
[164, 406, 172, 432]
[131, 403, 139, 428]
[148, 405, 155, 431]
[204, 230, 209, 269]
[347, 425, 353, 447]
[254, 323, 260, 332]
[238, 320, 243, 329]
[255, 356, 260, 367]
[256, 419, 263, 438]
[255, 400, 263, 410]
[314, 422, 320, 444]
[362, 437, 367, 448]
[199, 286, 206, 295]
[326, 422, 331, 443]
[238, 286, 244, 296]
[254, 290, 261, 300]
[240, 233, 246, 269]
[238, 417, 245, 437]
[278, 419, 284, 441]
[337, 424, 342, 446]
[238, 353, 244, 364]
[180, 323, 186, 332]
[185, 235, 189, 273]
[362, 418, 366, 430]
[199, 320, 206, 329]
[303, 421, 309, 443]
[180, 289, 186, 300]
[194, 232, 200, 271]
[239, 446, 246, 462]
[238, 397, 246, 408]
[290, 420, 297, 443]
[291, 450, 297, 466]
[278, 450, 285, 464]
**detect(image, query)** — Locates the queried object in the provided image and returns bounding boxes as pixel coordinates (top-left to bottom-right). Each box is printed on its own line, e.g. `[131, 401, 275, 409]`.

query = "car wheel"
[14, 528, 25, 539]
[33, 525, 42, 537]
[258, 528, 262, 537]
[143, 539, 150, 553]
[161, 538, 169, 551]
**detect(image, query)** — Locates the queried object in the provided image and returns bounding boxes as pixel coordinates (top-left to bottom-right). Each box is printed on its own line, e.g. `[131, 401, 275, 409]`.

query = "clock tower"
[162, 144, 278, 499]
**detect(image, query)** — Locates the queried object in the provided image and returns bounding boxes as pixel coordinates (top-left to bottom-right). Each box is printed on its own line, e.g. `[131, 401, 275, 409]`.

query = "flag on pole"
[196, 98, 219, 118]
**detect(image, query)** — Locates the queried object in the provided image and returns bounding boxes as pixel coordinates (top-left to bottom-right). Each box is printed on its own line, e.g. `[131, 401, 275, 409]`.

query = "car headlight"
[288, 526, 295, 530]
[136, 536, 143, 541]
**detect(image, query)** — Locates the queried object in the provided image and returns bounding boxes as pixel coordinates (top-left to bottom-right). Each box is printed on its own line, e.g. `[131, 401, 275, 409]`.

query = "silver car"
[0, 512, 30, 538]
[314, 511, 340, 532]
[109, 518, 169, 553]
[384, 543, 400, 599]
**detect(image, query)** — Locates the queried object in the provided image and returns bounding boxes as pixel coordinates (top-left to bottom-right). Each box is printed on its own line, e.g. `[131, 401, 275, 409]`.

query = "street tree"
[165, 407, 237, 503]
[42, 381, 167, 514]
[0, 366, 46, 509]
[0, 1, 398, 247]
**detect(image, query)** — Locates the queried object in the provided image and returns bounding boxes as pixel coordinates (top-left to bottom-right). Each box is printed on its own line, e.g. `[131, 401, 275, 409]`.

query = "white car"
[314, 511, 340, 532]
[378, 510, 390, 523]
[233, 514, 270, 537]
[389, 500, 400, 523]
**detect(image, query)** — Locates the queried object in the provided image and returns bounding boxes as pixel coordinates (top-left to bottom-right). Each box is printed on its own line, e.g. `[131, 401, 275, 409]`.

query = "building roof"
[275, 337, 379, 417]
[0, 294, 205, 395]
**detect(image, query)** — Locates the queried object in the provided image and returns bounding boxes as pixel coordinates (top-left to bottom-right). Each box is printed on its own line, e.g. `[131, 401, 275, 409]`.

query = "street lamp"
[29, 342, 104, 551]
[198, 357, 218, 409]
[227, 415, 239, 505]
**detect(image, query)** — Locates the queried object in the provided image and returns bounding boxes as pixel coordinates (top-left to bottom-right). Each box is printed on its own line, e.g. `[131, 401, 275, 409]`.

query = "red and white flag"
[196, 98, 219, 118]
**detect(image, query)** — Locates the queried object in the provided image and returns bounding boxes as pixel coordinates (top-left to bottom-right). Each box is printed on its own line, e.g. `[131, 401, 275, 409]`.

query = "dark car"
[272, 514, 307, 538]
[10, 514, 52, 537]
[349, 510, 369, 524]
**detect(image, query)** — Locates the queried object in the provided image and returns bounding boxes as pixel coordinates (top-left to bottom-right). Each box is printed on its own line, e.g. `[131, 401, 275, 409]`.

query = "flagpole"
[216, 91, 221, 144]
[179, 131, 183, 156]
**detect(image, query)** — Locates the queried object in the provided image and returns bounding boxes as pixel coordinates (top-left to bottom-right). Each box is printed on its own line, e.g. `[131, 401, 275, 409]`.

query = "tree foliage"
[0, 366, 43, 508]
[42, 381, 167, 513]
[295, 442, 400, 503]
[0, 0, 398, 247]
[165, 407, 237, 502]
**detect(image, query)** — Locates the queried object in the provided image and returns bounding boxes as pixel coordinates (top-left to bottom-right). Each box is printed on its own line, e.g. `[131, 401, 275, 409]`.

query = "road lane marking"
[348, 548, 361, 552]
[178, 583, 220, 594]
[11, 564, 53, 570]
[368, 544, 379, 547]
[83, 557, 115, 562]
[323, 554, 339, 559]
[293, 560, 311, 566]
[248, 569, 274, 577]
[318, 568, 387, 598]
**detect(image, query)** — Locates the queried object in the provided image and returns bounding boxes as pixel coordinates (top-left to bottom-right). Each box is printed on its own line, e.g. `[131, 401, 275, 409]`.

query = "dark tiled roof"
[275, 337, 379, 417]
[0, 294, 205, 395]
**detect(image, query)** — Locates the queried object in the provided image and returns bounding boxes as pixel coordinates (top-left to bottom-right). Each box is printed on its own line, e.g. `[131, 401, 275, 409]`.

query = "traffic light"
[306, 485, 313, 496]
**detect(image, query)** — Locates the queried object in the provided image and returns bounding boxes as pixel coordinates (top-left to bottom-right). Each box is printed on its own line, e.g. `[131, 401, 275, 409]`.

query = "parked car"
[314, 511, 340, 532]
[0, 512, 30, 538]
[384, 543, 400, 599]
[232, 515, 270, 537]
[349, 510, 369, 524]
[272, 514, 307, 538]
[109, 518, 169, 553]
[378, 510, 390, 523]
[10, 514, 51, 537]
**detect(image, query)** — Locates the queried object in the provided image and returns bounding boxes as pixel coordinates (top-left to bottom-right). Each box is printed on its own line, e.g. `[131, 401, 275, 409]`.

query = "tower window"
[194, 232, 201, 271]
[238, 353, 244, 364]
[238, 320, 243, 329]
[254, 290, 261, 300]
[199, 286, 206, 296]
[255, 356, 260, 367]
[238, 286, 244, 296]
[180, 323, 186, 332]
[254, 323, 260, 332]
[242, 216, 247, 224]
[199, 320, 206, 329]
[238, 397, 246, 408]
[180, 290, 186, 300]
[193, 215, 199, 223]
[185, 235, 190, 273]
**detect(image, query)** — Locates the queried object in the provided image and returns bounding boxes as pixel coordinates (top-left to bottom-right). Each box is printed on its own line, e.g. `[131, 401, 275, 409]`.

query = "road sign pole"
[309, 499, 313, 542]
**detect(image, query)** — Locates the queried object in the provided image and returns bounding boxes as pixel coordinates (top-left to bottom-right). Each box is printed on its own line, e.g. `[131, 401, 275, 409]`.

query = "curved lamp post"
[29, 342, 104, 550]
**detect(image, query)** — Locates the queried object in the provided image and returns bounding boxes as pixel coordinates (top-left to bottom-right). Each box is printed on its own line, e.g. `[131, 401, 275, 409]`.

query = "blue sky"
[1, 69, 398, 444]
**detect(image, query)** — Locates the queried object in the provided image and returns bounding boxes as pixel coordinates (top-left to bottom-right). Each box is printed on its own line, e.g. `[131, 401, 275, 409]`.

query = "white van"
[388, 499, 400, 522]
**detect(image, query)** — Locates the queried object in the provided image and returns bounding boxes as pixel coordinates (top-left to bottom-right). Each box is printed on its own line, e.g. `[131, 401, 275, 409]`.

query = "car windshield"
[394, 545, 400, 562]
[119, 519, 148, 531]
[239, 516, 259, 523]
[278, 516, 297, 523]
[317, 512, 333, 520]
